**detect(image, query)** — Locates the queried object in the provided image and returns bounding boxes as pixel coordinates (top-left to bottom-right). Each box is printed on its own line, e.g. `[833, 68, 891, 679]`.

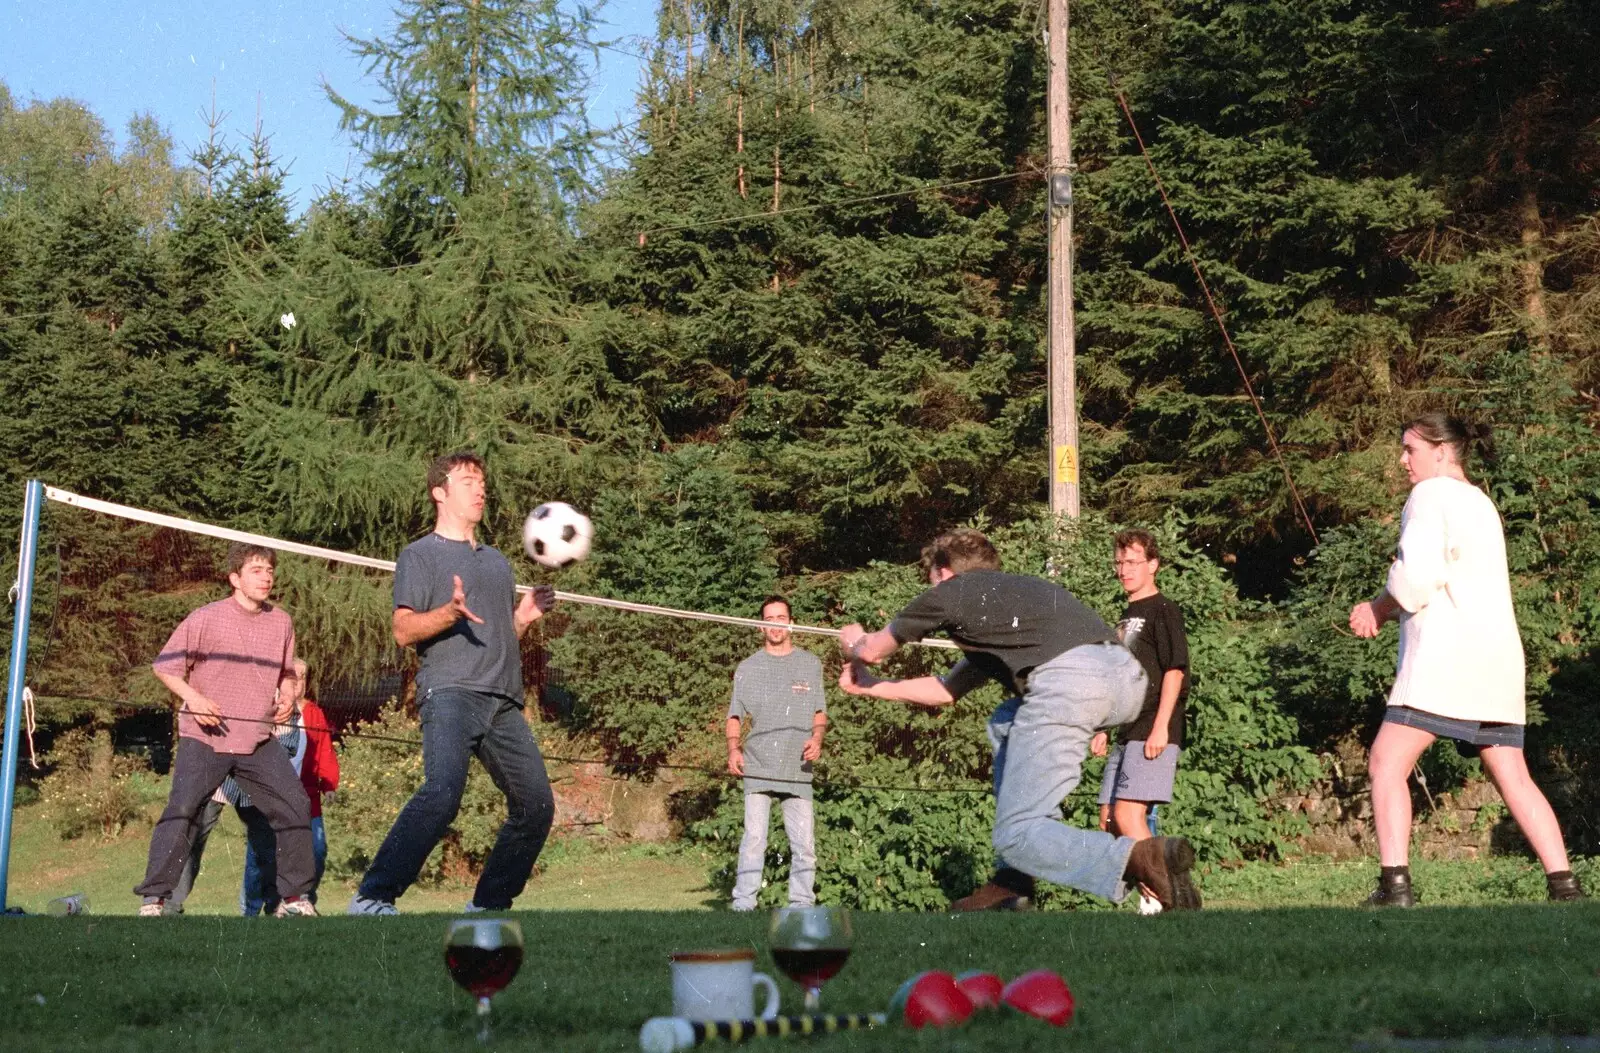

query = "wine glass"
[768, 906, 853, 1012]
[444, 917, 524, 1042]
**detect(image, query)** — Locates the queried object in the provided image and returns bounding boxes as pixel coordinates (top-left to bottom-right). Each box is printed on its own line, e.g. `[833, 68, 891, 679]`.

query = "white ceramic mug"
[669, 950, 780, 1021]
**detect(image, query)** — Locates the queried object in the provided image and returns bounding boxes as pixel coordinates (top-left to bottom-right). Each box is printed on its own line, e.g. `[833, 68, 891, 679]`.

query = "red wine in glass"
[444, 918, 524, 1042]
[769, 906, 854, 1011]
[771, 946, 851, 990]
[445, 944, 525, 999]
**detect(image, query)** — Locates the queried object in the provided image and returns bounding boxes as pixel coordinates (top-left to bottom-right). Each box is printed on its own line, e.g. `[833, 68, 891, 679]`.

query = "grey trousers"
[731, 792, 816, 910]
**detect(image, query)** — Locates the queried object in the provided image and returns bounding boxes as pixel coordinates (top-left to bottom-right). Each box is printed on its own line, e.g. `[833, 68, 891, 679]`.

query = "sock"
[1380, 865, 1410, 880]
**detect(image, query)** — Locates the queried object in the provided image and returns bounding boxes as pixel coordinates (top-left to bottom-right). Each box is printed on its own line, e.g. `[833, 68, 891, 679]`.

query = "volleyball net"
[0, 481, 1001, 911]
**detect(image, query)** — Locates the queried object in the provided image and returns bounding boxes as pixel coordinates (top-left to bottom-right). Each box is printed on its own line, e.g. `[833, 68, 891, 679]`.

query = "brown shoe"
[949, 881, 1032, 912]
[1123, 837, 1201, 911]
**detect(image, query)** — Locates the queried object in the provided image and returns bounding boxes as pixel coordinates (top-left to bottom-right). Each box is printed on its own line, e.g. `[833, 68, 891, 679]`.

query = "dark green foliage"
[581, 0, 1056, 569]
[33, 726, 164, 840]
[547, 447, 778, 758]
[325, 0, 598, 249]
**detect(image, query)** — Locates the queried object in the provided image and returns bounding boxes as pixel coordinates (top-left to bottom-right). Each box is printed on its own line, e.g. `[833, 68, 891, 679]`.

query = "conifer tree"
[325, 0, 599, 252]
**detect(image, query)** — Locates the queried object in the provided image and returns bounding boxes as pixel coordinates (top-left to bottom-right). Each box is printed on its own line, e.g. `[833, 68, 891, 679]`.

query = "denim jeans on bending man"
[357, 688, 555, 910]
[989, 642, 1147, 902]
[731, 792, 816, 911]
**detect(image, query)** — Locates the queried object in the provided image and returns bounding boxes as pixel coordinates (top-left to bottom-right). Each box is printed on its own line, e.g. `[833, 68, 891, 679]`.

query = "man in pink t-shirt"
[134, 543, 318, 917]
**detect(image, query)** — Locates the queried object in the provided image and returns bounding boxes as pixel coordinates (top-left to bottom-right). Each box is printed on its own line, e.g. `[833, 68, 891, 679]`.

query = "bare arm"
[837, 624, 900, 665]
[838, 661, 956, 708]
[802, 711, 827, 762]
[1143, 668, 1186, 759]
[1350, 590, 1401, 638]
[393, 574, 483, 647]
[726, 716, 744, 775]
[154, 669, 223, 728]
[514, 585, 556, 638]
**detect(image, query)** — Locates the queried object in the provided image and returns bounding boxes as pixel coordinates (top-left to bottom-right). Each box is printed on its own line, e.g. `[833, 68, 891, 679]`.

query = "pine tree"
[325, 0, 599, 252]
[581, 0, 1056, 570]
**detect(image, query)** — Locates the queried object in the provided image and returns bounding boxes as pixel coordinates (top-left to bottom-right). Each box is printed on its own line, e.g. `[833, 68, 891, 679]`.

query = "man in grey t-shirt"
[349, 451, 557, 915]
[726, 595, 827, 910]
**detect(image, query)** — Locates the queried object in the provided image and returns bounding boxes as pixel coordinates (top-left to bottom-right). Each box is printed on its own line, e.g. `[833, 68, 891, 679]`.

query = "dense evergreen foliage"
[3, 0, 1598, 901]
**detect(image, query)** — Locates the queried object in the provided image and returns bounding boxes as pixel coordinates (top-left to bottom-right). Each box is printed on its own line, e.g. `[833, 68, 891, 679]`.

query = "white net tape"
[43, 487, 957, 650]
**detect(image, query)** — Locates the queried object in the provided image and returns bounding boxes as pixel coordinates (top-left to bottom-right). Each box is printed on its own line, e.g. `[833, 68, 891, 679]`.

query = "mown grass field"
[5, 803, 1600, 1051]
[2, 903, 1597, 1053]
[3, 800, 720, 914]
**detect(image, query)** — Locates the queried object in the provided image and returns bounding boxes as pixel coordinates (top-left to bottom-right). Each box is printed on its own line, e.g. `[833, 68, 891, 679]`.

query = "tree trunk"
[737, 7, 746, 198]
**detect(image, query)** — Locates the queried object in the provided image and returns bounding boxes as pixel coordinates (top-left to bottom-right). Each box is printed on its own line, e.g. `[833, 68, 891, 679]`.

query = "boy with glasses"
[1091, 528, 1190, 914]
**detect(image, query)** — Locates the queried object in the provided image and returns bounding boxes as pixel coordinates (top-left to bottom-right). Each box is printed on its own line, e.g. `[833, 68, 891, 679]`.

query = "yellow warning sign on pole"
[1054, 444, 1079, 485]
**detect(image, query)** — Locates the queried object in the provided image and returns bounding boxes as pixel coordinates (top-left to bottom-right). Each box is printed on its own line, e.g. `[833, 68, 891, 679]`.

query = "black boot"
[1366, 866, 1416, 908]
[1547, 870, 1585, 902]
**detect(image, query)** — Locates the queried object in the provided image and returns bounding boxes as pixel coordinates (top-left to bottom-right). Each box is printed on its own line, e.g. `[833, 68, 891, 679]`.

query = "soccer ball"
[522, 502, 593, 568]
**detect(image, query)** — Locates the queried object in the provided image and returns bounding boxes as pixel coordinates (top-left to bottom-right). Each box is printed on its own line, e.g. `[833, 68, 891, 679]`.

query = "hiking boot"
[1366, 869, 1416, 908]
[1547, 871, 1585, 902]
[1123, 836, 1201, 911]
[949, 882, 1032, 912]
[347, 893, 398, 916]
[275, 897, 318, 918]
[137, 899, 167, 917]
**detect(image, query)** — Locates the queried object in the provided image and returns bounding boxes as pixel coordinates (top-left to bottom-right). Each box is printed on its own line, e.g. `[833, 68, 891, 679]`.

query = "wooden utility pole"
[1046, 0, 1079, 518]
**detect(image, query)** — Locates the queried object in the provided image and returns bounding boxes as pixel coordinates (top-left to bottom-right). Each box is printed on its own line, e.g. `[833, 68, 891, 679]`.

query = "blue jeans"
[989, 643, 1147, 902]
[242, 814, 326, 915]
[358, 688, 555, 909]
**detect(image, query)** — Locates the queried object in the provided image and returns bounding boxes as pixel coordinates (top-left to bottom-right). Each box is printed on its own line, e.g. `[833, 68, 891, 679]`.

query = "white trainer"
[347, 893, 398, 916]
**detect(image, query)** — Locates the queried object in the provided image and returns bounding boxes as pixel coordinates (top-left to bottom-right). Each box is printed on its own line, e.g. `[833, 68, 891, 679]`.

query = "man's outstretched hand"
[450, 575, 484, 625]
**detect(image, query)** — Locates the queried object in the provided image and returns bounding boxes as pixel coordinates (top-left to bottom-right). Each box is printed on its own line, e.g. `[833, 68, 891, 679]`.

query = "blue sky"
[1, 0, 657, 212]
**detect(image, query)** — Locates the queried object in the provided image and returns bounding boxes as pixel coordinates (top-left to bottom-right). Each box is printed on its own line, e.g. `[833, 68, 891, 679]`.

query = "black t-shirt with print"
[887, 570, 1115, 696]
[1116, 592, 1190, 746]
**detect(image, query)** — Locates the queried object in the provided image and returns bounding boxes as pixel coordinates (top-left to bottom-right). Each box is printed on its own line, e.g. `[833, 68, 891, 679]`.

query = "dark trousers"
[135, 736, 314, 902]
[165, 798, 276, 914]
[244, 815, 327, 915]
[358, 688, 555, 910]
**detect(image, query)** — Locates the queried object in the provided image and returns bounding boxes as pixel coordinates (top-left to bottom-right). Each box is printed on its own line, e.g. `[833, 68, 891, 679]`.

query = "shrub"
[36, 726, 162, 839]
[546, 447, 779, 761]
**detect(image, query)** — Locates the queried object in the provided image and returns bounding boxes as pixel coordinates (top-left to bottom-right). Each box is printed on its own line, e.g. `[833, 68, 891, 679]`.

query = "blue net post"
[0, 479, 44, 911]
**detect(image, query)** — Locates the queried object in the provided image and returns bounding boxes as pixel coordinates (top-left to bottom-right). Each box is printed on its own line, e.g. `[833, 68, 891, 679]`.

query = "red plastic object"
[1000, 969, 1075, 1027]
[888, 970, 976, 1029]
[955, 971, 1005, 1010]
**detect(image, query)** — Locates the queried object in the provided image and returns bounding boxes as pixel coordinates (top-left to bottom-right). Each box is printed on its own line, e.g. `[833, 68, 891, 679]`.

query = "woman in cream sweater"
[1349, 412, 1583, 906]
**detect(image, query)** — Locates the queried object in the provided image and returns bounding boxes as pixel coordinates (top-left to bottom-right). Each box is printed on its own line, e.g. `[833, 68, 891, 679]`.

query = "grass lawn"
[3, 801, 719, 915]
[6, 804, 1600, 1051]
[2, 904, 1597, 1052]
